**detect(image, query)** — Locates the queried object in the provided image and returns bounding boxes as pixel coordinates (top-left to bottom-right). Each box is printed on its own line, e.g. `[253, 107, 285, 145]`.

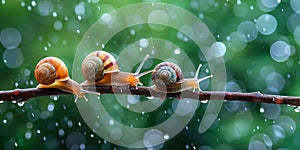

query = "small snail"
[34, 57, 88, 102]
[151, 62, 212, 93]
[81, 50, 152, 88]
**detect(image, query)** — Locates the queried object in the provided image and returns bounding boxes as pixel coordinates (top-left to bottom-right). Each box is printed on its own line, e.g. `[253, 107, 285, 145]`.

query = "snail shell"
[82, 51, 119, 82]
[34, 56, 87, 102]
[34, 57, 69, 85]
[151, 62, 212, 93]
[152, 62, 184, 91]
[81, 51, 152, 88]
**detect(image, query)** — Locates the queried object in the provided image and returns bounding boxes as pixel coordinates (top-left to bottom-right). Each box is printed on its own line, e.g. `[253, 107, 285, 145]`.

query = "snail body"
[81, 50, 152, 88]
[151, 62, 212, 93]
[34, 57, 86, 102]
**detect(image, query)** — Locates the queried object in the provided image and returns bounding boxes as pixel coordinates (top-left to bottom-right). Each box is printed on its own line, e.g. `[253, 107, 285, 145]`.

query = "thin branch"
[0, 86, 300, 106]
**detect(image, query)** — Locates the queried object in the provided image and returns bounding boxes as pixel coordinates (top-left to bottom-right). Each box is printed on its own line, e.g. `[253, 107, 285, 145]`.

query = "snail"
[81, 50, 152, 88]
[151, 62, 213, 93]
[34, 57, 90, 102]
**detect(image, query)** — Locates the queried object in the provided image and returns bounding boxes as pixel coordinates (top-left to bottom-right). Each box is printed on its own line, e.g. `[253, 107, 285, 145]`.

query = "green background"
[0, 0, 300, 149]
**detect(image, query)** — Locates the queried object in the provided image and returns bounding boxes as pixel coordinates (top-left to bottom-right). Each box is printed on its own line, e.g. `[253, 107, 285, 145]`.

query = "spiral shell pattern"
[152, 62, 184, 89]
[34, 57, 69, 85]
[82, 50, 119, 82]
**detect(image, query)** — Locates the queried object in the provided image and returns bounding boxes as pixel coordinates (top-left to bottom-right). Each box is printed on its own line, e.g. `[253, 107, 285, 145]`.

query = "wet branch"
[0, 86, 300, 106]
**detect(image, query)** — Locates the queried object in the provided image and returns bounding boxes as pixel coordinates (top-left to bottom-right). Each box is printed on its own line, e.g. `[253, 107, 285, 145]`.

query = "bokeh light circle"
[270, 41, 291, 62]
[74, 2, 226, 148]
[0, 27, 22, 49]
[290, 0, 300, 14]
[237, 21, 258, 42]
[3, 48, 24, 69]
[256, 14, 277, 35]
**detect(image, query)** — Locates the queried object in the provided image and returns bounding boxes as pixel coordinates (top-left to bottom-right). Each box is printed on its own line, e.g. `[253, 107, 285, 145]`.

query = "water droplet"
[201, 100, 208, 103]
[260, 103, 281, 119]
[143, 129, 165, 148]
[163, 134, 169, 140]
[47, 103, 55, 111]
[266, 72, 285, 93]
[0, 27, 22, 49]
[26, 122, 33, 129]
[109, 119, 114, 126]
[293, 25, 300, 46]
[110, 128, 123, 140]
[174, 48, 181, 55]
[27, 5, 32, 11]
[139, 38, 149, 48]
[233, 2, 249, 17]
[25, 130, 32, 139]
[256, 14, 277, 35]
[237, 21, 258, 42]
[211, 42, 226, 57]
[3, 48, 23, 69]
[266, 125, 285, 144]
[53, 21, 63, 30]
[148, 10, 169, 31]
[52, 12, 57, 17]
[290, 0, 300, 13]
[37, 1, 54, 16]
[127, 95, 140, 104]
[259, 107, 265, 113]
[66, 132, 86, 149]
[100, 13, 112, 24]
[58, 129, 65, 136]
[249, 133, 273, 149]
[75, 2, 85, 16]
[226, 32, 247, 51]
[270, 41, 290, 62]
[77, 15, 82, 21]
[130, 29, 135, 35]
[27, 109, 40, 122]
[260, 0, 280, 10]
[67, 120, 73, 128]
[6, 112, 13, 120]
[31, 1, 36, 7]
[17, 102, 25, 106]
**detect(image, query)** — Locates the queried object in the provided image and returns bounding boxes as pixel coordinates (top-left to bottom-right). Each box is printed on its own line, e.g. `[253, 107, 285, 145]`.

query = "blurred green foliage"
[1, 0, 300, 149]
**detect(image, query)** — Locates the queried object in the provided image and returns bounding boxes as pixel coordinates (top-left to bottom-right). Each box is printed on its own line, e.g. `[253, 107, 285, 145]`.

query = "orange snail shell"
[34, 57, 69, 85]
[81, 50, 119, 82]
[152, 62, 184, 91]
